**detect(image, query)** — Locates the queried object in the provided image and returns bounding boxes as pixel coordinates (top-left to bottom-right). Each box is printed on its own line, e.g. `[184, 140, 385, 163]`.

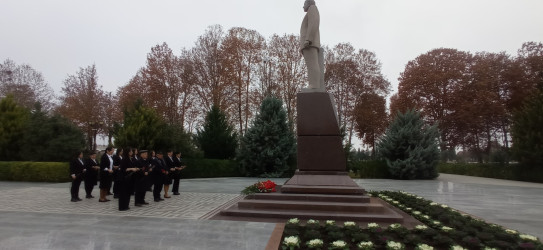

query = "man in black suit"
[70, 151, 85, 202]
[83, 151, 100, 198]
[171, 152, 186, 195]
[99, 147, 114, 202]
[151, 151, 167, 202]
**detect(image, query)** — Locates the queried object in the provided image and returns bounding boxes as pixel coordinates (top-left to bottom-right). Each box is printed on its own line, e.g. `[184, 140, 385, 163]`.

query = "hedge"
[181, 158, 242, 179]
[350, 160, 391, 179]
[438, 162, 543, 183]
[0, 159, 243, 182]
[0, 161, 70, 182]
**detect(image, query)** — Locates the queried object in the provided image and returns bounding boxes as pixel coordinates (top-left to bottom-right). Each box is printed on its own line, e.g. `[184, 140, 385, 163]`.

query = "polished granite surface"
[0, 174, 541, 249]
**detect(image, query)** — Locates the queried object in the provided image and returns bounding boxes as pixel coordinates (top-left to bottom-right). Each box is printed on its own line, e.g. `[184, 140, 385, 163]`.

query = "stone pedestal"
[282, 92, 364, 194]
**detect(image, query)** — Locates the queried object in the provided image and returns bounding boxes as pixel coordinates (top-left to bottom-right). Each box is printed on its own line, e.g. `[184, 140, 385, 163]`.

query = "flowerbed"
[280, 191, 542, 250]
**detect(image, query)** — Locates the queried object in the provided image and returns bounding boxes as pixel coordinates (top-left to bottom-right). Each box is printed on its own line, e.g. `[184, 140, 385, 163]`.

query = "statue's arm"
[306, 5, 320, 46]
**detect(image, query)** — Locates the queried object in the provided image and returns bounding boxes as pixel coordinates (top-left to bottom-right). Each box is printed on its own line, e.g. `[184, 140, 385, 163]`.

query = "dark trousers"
[172, 177, 180, 193]
[71, 177, 82, 199]
[153, 179, 163, 201]
[84, 179, 95, 196]
[118, 179, 131, 210]
[112, 171, 120, 195]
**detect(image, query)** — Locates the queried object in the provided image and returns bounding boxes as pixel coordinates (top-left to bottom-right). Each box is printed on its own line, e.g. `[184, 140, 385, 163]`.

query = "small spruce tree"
[238, 96, 296, 177]
[377, 110, 440, 179]
[196, 105, 238, 159]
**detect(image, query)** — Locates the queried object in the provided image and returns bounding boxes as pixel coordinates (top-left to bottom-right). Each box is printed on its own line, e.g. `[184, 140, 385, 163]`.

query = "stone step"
[221, 205, 403, 223]
[237, 199, 384, 212]
[248, 193, 370, 203]
[280, 185, 365, 195]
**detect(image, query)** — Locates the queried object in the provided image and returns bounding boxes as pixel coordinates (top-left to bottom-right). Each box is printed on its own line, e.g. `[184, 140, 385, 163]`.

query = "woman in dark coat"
[112, 148, 123, 198]
[69, 151, 85, 202]
[118, 147, 137, 211]
[99, 147, 114, 202]
[84, 151, 100, 198]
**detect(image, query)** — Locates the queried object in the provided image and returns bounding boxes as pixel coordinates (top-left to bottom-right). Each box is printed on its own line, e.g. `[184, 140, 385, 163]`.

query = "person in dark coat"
[69, 151, 85, 202]
[134, 150, 151, 206]
[112, 148, 123, 198]
[99, 147, 114, 202]
[171, 152, 186, 195]
[151, 151, 167, 202]
[118, 147, 138, 211]
[163, 150, 175, 198]
[83, 151, 100, 198]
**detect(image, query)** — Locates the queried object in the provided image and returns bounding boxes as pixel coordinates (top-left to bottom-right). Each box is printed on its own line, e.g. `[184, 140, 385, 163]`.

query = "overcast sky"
[2, 0, 543, 96]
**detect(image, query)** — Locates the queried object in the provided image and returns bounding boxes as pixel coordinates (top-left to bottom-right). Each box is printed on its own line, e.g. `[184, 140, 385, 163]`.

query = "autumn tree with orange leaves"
[57, 64, 108, 150]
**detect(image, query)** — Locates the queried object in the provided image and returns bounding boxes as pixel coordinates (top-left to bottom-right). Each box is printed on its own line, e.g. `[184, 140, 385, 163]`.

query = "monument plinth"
[280, 92, 365, 194]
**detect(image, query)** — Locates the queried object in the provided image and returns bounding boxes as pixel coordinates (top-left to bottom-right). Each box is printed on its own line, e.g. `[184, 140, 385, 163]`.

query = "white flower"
[441, 226, 453, 232]
[332, 240, 347, 248]
[287, 218, 299, 224]
[450, 246, 467, 250]
[367, 193, 373, 197]
[367, 222, 380, 228]
[398, 204, 405, 208]
[441, 204, 449, 208]
[357, 241, 373, 248]
[416, 196, 424, 199]
[307, 239, 323, 247]
[389, 223, 402, 229]
[430, 202, 438, 206]
[505, 229, 518, 234]
[432, 220, 441, 225]
[415, 243, 434, 250]
[283, 236, 299, 246]
[422, 215, 430, 220]
[520, 234, 538, 241]
[415, 225, 428, 230]
[386, 241, 404, 250]
[307, 219, 319, 224]
[483, 247, 497, 250]
[413, 211, 421, 215]
[326, 220, 335, 225]
[344, 221, 356, 227]
[405, 207, 412, 211]
[392, 200, 400, 204]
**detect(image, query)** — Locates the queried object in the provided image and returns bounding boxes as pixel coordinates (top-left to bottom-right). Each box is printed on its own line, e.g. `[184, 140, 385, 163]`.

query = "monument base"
[280, 170, 365, 195]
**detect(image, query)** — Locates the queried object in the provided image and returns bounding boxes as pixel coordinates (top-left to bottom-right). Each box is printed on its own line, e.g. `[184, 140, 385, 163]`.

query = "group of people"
[69, 147, 186, 211]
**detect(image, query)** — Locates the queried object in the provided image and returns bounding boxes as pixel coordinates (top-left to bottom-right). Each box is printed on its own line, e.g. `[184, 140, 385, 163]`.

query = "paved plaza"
[0, 174, 542, 249]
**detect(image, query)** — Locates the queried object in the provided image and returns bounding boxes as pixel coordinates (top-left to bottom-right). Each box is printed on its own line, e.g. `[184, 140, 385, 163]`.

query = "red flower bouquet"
[241, 180, 277, 194]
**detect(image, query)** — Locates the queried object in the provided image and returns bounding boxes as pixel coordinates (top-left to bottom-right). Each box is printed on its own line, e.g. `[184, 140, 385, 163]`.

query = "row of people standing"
[69, 147, 186, 211]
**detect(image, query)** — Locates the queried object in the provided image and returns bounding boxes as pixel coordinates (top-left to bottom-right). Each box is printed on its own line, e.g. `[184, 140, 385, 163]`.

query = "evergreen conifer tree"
[377, 110, 440, 179]
[512, 81, 543, 169]
[114, 100, 167, 150]
[196, 105, 237, 159]
[238, 96, 295, 177]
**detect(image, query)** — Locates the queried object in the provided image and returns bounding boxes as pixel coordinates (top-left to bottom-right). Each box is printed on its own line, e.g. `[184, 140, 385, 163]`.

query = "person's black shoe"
[71, 198, 78, 202]
[86, 195, 94, 199]
[143, 201, 149, 205]
[77, 198, 83, 201]
[113, 195, 119, 199]
[154, 199, 160, 202]
[159, 198, 164, 201]
[135, 203, 143, 207]
[173, 192, 180, 195]
[119, 207, 130, 211]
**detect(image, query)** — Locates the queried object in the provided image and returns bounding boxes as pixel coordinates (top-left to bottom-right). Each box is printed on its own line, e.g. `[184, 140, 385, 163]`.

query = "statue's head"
[304, 0, 315, 12]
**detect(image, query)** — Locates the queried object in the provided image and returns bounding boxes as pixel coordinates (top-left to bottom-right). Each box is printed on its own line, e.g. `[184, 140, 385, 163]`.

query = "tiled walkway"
[0, 174, 541, 249]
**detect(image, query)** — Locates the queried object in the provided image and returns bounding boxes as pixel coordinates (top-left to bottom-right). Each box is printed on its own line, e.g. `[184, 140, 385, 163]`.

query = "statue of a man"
[300, 0, 325, 91]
